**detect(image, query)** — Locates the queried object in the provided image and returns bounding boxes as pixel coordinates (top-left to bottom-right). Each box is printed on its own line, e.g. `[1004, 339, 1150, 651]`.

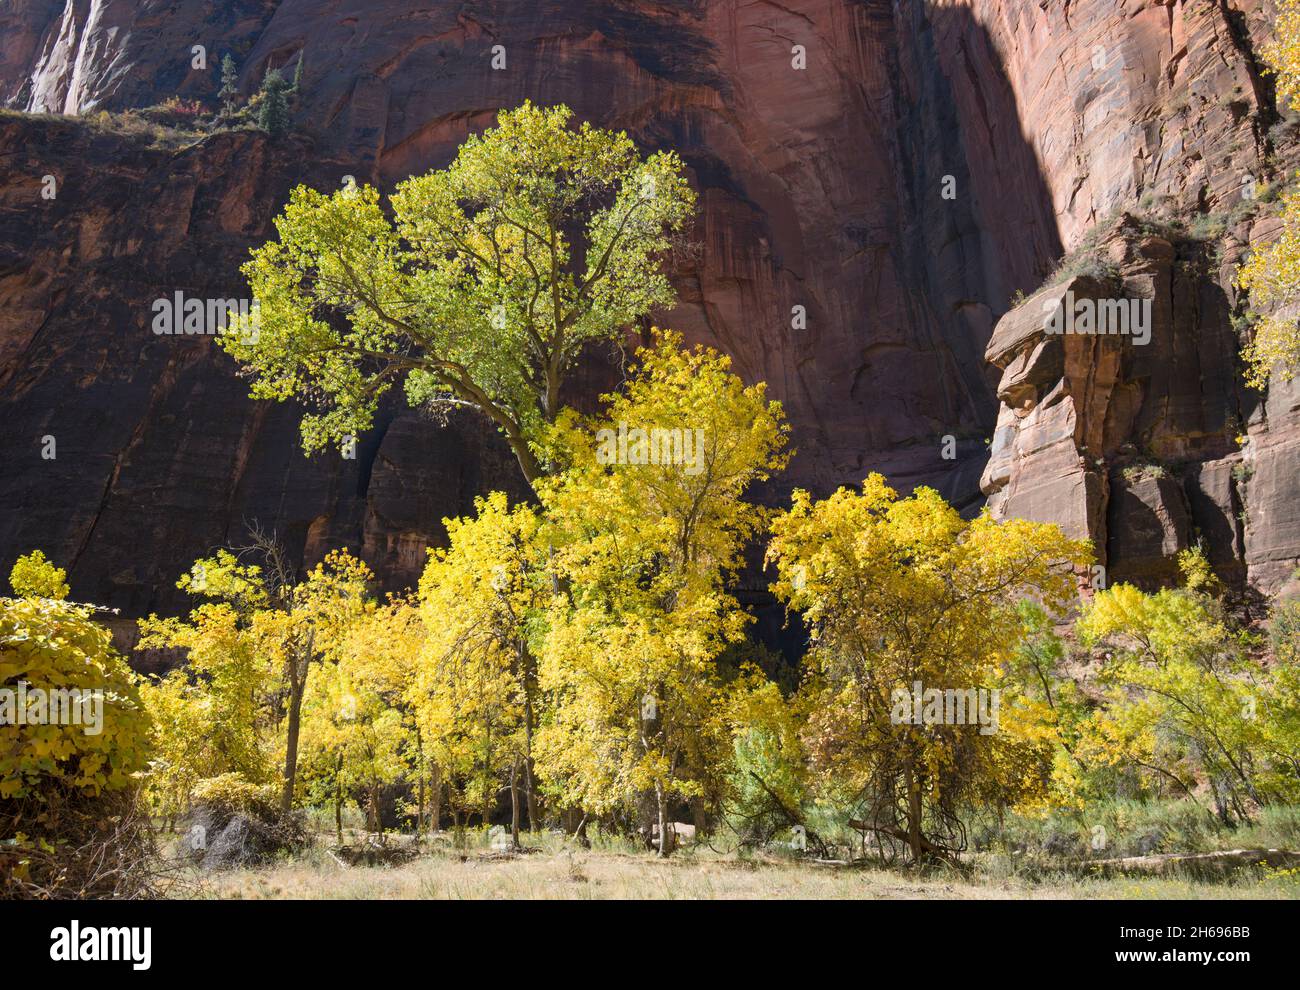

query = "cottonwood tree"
[410, 493, 548, 847]
[298, 597, 421, 838]
[1065, 552, 1295, 824]
[138, 618, 269, 815]
[3, 552, 150, 803]
[2, 553, 153, 898]
[257, 550, 374, 814]
[766, 476, 1090, 864]
[139, 544, 374, 815]
[223, 101, 696, 487]
[535, 332, 789, 855]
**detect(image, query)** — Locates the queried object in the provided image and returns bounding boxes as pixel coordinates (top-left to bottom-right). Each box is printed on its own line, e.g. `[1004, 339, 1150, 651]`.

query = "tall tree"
[1064, 552, 1295, 824]
[222, 102, 696, 487]
[535, 331, 789, 855]
[256, 67, 291, 136]
[218, 54, 240, 116]
[298, 597, 421, 837]
[766, 475, 1090, 864]
[139, 544, 374, 815]
[411, 493, 548, 847]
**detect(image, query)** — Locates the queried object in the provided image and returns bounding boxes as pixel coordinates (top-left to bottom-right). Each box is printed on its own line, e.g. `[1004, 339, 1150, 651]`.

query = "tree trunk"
[430, 764, 443, 833]
[334, 753, 343, 845]
[415, 729, 426, 838]
[904, 757, 923, 865]
[509, 757, 522, 850]
[281, 655, 307, 815]
[654, 779, 670, 858]
[573, 813, 591, 849]
[523, 693, 539, 830]
[368, 785, 382, 836]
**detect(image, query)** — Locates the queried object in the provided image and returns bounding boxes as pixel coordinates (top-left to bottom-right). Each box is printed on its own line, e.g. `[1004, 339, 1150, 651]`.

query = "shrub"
[1, 552, 156, 897]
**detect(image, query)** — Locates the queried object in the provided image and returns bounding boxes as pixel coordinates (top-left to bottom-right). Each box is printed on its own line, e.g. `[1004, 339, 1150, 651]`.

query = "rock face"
[978, 214, 1296, 592]
[980, 224, 1248, 589]
[0, 0, 1297, 625]
[0, 114, 531, 628]
[968, 0, 1300, 593]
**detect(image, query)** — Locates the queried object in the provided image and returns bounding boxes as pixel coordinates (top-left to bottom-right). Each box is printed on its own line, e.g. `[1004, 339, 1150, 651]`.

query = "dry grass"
[190, 834, 1300, 900]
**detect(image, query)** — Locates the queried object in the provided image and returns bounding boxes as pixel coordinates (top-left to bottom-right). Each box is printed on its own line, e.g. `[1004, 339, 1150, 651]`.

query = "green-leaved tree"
[222, 102, 696, 487]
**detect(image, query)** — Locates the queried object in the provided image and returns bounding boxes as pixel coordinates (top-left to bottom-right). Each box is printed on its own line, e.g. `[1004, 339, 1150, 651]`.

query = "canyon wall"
[0, 0, 1295, 628]
[959, 0, 1300, 593]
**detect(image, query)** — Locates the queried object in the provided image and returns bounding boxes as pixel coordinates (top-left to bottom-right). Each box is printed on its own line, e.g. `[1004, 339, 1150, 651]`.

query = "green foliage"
[986, 797, 1300, 862]
[1062, 559, 1291, 823]
[108, 108, 1300, 866]
[219, 54, 240, 114]
[223, 102, 696, 484]
[257, 67, 290, 136]
[722, 675, 810, 846]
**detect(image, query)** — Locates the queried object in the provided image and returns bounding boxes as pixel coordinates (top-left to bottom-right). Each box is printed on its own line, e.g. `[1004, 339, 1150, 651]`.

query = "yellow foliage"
[9, 550, 70, 601]
[2, 561, 150, 801]
[767, 474, 1092, 855]
[410, 493, 547, 823]
[1236, 1, 1300, 387]
[534, 331, 789, 826]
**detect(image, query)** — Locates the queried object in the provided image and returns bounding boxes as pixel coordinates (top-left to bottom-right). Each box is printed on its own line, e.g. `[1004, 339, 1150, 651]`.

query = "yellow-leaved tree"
[535, 331, 789, 855]
[137, 551, 275, 819]
[410, 493, 548, 847]
[299, 596, 423, 839]
[2, 551, 150, 800]
[138, 544, 375, 816]
[1236, 0, 1300, 386]
[1063, 550, 1293, 824]
[766, 475, 1091, 864]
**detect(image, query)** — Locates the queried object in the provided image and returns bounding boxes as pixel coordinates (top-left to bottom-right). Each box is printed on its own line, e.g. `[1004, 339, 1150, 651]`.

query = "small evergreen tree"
[257, 67, 291, 137]
[218, 54, 240, 116]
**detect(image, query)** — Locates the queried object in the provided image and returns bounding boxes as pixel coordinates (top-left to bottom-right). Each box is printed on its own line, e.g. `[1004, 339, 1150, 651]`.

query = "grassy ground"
[188, 831, 1300, 900]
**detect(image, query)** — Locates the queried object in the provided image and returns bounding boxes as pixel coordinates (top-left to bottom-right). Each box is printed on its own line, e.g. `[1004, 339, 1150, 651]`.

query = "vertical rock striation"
[0, 0, 1296, 623]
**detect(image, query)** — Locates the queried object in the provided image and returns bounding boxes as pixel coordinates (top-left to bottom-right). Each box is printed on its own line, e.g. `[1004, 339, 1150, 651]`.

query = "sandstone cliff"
[0, 0, 1295, 625]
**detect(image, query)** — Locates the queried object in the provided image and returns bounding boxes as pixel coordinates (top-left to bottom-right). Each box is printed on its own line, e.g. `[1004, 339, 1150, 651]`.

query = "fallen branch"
[1073, 848, 1300, 879]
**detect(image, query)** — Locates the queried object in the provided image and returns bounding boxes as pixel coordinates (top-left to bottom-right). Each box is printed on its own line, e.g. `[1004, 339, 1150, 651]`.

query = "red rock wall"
[0, 0, 1295, 616]
[964, 0, 1300, 593]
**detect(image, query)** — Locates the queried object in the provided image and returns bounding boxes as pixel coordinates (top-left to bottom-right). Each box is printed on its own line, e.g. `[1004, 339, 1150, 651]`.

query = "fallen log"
[1073, 848, 1300, 879]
